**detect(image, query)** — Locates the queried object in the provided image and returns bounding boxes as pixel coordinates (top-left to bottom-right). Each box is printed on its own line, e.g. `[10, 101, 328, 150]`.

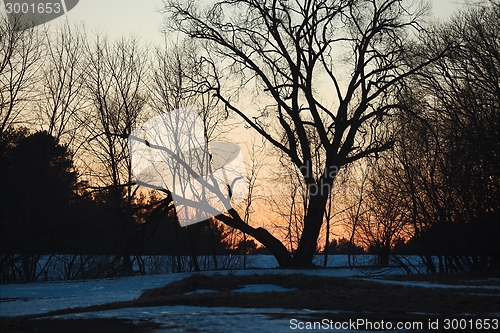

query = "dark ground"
[1, 271, 499, 332]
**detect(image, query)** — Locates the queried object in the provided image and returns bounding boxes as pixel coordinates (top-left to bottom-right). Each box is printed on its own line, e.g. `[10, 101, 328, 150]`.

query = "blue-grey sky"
[59, 0, 465, 45]
[63, 0, 164, 43]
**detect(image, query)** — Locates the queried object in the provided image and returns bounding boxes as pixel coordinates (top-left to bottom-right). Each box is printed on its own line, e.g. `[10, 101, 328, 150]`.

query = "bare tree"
[0, 15, 44, 135]
[161, 0, 447, 266]
[359, 160, 409, 266]
[146, 39, 239, 270]
[148, 40, 231, 141]
[37, 23, 88, 146]
[385, 1, 500, 272]
[268, 150, 308, 253]
[81, 34, 149, 275]
[238, 137, 267, 267]
[83, 34, 148, 189]
[340, 161, 370, 266]
[321, 169, 350, 267]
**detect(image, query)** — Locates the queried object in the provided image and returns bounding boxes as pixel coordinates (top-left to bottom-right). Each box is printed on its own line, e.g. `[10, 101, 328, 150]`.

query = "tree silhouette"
[0, 16, 44, 135]
[161, 0, 448, 266]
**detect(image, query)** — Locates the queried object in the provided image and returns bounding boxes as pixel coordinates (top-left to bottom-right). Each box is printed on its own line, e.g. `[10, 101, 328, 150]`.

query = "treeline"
[0, 15, 245, 282]
[341, 3, 499, 272]
[0, 128, 242, 282]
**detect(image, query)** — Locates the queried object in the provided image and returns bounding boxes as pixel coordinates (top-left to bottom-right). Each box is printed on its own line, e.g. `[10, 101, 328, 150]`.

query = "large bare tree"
[161, 0, 447, 266]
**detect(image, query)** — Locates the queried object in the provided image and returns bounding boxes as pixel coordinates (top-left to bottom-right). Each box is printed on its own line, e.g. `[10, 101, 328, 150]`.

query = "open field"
[2, 269, 499, 332]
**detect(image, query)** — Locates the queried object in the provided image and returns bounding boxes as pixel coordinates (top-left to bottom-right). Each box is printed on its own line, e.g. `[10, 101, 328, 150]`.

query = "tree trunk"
[293, 189, 331, 266]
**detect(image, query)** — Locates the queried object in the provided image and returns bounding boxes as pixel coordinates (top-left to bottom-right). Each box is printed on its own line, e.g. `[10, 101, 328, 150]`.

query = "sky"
[62, 0, 166, 44]
[44, 0, 466, 45]
[0, 0, 470, 240]
[48, 0, 469, 235]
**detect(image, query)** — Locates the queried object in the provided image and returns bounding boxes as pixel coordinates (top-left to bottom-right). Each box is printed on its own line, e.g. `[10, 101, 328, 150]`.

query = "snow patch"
[234, 284, 296, 293]
[0, 268, 368, 317]
[52, 305, 376, 333]
[363, 278, 500, 290]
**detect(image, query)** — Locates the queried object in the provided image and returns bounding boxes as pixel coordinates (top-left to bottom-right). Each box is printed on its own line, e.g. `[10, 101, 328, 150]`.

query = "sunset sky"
[0, 0, 473, 247]
[36, 0, 468, 244]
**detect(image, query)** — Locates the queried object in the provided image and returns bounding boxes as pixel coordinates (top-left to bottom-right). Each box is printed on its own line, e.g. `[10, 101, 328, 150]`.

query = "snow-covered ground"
[0, 267, 408, 333]
[0, 254, 416, 318]
[0, 267, 381, 317]
[2, 257, 496, 332]
[0, 271, 191, 317]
